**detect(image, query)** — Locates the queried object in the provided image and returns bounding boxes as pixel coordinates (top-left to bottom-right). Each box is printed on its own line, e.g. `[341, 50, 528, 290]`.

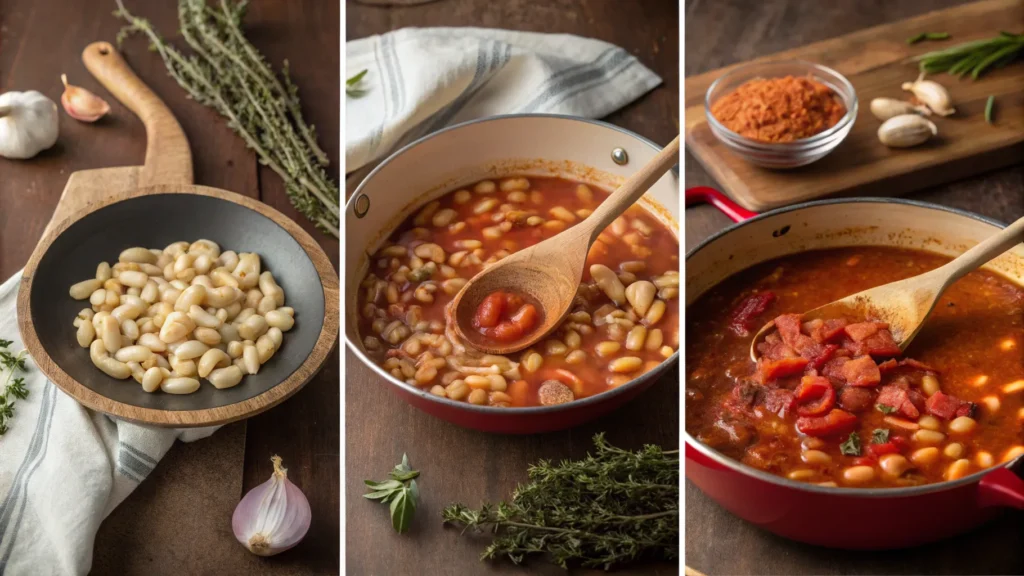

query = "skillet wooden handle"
[82, 41, 193, 187]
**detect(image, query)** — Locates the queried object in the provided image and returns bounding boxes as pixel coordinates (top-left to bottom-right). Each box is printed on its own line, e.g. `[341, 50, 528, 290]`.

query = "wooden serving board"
[684, 0, 1024, 212]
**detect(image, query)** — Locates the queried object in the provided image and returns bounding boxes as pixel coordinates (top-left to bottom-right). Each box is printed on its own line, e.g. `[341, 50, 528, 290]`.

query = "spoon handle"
[936, 215, 1024, 287]
[581, 135, 680, 243]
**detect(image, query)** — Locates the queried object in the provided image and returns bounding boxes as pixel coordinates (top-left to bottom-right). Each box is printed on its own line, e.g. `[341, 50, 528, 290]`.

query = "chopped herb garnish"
[840, 432, 862, 456]
[364, 454, 419, 533]
[907, 32, 950, 45]
[0, 339, 30, 437]
[871, 429, 890, 444]
[876, 403, 897, 415]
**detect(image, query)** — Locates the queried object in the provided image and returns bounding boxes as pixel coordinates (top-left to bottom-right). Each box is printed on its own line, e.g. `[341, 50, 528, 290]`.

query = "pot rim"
[345, 113, 680, 418]
[684, 196, 1021, 497]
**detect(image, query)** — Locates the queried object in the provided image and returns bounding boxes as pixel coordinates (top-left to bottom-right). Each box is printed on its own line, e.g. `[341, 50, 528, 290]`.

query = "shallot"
[232, 456, 311, 556]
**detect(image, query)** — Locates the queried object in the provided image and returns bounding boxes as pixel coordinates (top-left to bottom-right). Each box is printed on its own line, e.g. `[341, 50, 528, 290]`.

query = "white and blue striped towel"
[0, 271, 216, 576]
[346, 27, 662, 174]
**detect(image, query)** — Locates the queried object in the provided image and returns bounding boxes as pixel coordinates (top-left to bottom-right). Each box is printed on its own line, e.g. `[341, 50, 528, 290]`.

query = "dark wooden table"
[684, 1, 1024, 574]
[346, 1, 679, 574]
[0, 1, 339, 574]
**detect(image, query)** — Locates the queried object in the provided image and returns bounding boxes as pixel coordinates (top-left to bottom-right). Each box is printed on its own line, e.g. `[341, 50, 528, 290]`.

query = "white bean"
[258, 271, 285, 307]
[210, 269, 239, 288]
[118, 270, 149, 288]
[174, 284, 207, 312]
[194, 327, 222, 346]
[100, 315, 121, 354]
[175, 340, 209, 361]
[233, 253, 261, 289]
[264, 310, 295, 332]
[70, 279, 103, 300]
[198, 348, 232, 378]
[188, 305, 222, 329]
[227, 340, 245, 359]
[207, 365, 244, 390]
[90, 340, 131, 379]
[242, 345, 260, 375]
[238, 314, 269, 341]
[141, 367, 165, 393]
[206, 286, 241, 308]
[589, 264, 625, 305]
[161, 377, 200, 395]
[121, 319, 140, 342]
[119, 247, 157, 265]
[218, 323, 241, 345]
[76, 319, 95, 348]
[168, 354, 198, 377]
[138, 333, 167, 353]
[266, 327, 283, 349]
[96, 262, 112, 281]
[140, 281, 159, 304]
[218, 250, 239, 270]
[256, 334, 276, 364]
[189, 239, 221, 259]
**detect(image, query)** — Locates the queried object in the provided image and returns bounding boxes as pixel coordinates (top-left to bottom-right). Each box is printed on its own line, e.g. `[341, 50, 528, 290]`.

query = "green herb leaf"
[871, 429, 890, 444]
[443, 433, 679, 569]
[985, 95, 996, 124]
[876, 403, 897, 415]
[840, 432, 862, 456]
[365, 455, 420, 533]
[0, 341, 29, 438]
[907, 33, 927, 45]
[346, 69, 368, 97]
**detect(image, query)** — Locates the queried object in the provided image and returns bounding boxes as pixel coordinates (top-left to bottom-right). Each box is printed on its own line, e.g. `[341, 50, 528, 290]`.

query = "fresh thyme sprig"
[364, 454, 420, 533]
[113, 0, 340, 237]
[0, 339, 30, 436]
[443, 434, 679, 570]
[914, 31, 1024, 79]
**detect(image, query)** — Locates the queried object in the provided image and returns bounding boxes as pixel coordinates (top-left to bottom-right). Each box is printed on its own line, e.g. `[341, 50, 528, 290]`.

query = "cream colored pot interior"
[687, 201, 1024, 305]
[346, 115, 679, 343]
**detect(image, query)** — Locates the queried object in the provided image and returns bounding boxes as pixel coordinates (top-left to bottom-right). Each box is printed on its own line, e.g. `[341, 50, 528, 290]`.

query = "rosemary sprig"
[443, 434, 678, 570]
[0, 339, 30, 436]
[985, 95, 996, 124]
[914, 31, 1024, 79]
[364, 454, 420, 533]
[113, 0, 340, 237]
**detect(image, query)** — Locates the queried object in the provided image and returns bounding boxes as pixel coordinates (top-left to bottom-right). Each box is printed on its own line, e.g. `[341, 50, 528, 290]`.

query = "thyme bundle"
[443, 434, 678, 570]
[113, 0, 340, 237]
[0, 339, 30, 436]
[915, 31, 1024, 80]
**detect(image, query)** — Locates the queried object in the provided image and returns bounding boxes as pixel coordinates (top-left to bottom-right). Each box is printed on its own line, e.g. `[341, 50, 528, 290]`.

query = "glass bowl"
[704, 60, 857, 169]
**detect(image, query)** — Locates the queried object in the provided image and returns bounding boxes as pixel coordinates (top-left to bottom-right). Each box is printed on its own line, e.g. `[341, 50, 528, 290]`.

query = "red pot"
[684, 187, 1024, 549]
[344, 115, 679, 433]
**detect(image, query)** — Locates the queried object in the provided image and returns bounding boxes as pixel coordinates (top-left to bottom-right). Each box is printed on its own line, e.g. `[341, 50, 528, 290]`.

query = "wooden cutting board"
[684, 0, 1023, 212]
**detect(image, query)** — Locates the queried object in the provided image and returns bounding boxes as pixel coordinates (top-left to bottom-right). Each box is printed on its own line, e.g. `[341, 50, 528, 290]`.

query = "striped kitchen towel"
[0, 271, 216, 576]
[346, 27, 662, 175]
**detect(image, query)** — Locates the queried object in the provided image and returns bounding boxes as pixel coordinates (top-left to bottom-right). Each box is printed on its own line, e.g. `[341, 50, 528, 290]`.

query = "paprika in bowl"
[704, 60, 857, 169]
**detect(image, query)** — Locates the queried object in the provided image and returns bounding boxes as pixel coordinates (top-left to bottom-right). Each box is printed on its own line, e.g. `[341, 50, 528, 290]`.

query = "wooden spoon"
[751, 215, 1024, 362]
[451, 136, 681, 355]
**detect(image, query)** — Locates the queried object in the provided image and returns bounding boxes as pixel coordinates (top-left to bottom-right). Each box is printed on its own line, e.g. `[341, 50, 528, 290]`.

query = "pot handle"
[685, 187, 758, 223]
[978, 466, 1024, 509]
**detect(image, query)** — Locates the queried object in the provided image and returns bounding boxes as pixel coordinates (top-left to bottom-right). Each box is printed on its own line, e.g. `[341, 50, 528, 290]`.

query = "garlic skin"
[232, 455, 311, 556]
[0, 90, 59, 159]
[870, 98, 931, 121]
[901, 73, 955, 117]
[877, 114, 937, 148]
[60, 74, 110, 123]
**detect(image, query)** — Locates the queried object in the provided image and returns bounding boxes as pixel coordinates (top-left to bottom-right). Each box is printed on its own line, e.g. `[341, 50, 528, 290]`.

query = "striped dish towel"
[346, 27, 662, 176]
[0, 271, 216, 576]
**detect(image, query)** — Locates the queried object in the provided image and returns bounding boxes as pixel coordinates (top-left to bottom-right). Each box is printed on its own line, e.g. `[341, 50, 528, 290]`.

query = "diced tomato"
[808, 344, 839, 370]
[757, 335, 797, 361]
[899, 358, 938, 373]
[774, 314, 804, 347]
[867, 442, 899, 457]
[728, 292, 776, 337]
[955, 402, 977, 418]
[890, 435, 910, 450]
[925, 391, 968, 420]
[474, 292, 505, 328]
[756, 356, 809, 383]
[851, 457, 875, 467]
[845, 322, 882, 342]
[796, 384, 835, 416]
[862, 330, 902, 357]
[841, 356, 882, 387]
[763, 388, 795, 418]
[838, 386, 874, 413]
[822, 356, 851, 383]
[877, 358, 898, 373]
[487, 321, 524, 342]
[796, 408, 858, 437]
[877, 384, 920, 419]
[822, 319, 849, 342]
[795, 375, 831, 401]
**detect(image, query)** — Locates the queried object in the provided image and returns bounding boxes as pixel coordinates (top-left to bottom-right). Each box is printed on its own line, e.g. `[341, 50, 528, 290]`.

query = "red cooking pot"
[684, 187, 1024, 549]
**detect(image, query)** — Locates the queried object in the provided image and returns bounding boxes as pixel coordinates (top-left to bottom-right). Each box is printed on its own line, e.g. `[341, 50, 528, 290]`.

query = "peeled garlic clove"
[877, 114, 937, 148]
[232, 455, 310, 556]
[870, 97, 932, 121]
[60, 74, 110, 122]
[901, 73, 955, 117]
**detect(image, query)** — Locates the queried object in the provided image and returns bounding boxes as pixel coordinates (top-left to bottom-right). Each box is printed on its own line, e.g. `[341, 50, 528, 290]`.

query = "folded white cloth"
[346, 27, 662, 173]
[0, 271, 216, 576]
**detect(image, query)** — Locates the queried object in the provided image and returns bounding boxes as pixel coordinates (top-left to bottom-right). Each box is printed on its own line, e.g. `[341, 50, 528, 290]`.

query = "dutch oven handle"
[685, 186, 758, 223]
[979, 466, 1024, 509]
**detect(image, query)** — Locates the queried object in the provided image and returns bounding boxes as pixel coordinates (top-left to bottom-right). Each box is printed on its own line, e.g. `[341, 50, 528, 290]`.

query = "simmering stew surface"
[358, 176, 679, 408]
[686, 247, 1024, 488]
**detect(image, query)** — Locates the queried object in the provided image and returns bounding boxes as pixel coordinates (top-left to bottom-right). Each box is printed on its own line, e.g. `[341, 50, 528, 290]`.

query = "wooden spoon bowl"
[16, 42, 338, 427]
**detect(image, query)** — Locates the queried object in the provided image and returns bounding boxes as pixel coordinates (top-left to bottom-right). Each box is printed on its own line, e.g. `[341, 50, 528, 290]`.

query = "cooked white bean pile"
[69, 240, 294, 395]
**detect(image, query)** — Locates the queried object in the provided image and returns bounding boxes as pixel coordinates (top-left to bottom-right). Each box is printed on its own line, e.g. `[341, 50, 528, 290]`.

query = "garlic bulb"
[901, 74, 955, 116]
[0, 90, 59, 159]
[870, 98, 931, 121]
[60, 74, 110, 122]
[877, 114, 937, 148]
[232, 455, 311, 556]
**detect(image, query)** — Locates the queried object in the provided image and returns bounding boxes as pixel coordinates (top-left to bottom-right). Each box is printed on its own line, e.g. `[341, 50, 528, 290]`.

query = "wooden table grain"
[0, 1, 339, 574]
[345, 1, 680, 574]
[684, 1, 1024, 574]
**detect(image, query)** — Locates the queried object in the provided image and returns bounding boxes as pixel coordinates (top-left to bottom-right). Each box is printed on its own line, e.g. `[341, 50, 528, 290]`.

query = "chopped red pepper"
[728, 292, 776, 337]
[867, 442, 899, 457]
[756, 356, 809, 383]
[796, 408, 857, 437]
[841, 356, 882, 387]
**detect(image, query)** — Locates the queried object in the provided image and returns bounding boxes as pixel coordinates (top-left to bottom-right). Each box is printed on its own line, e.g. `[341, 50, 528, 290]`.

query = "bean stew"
[686, 246, 1024, 488]
[358, 175, 679, 407]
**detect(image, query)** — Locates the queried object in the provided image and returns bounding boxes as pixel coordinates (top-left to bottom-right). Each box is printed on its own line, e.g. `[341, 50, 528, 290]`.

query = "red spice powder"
[710, 75, 847, 142]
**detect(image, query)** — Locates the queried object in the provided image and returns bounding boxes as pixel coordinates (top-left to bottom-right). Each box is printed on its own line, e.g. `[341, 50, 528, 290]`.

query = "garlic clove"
[901, 73, 955, 117]
[877, 114, 937, 148]
[869, 97, 932, 122]
[232, 455, 311, 556]
[60, 74, 110, 122]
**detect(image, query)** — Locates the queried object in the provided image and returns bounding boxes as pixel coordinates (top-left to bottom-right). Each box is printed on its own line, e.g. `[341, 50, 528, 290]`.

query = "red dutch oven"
[684, 187, 1024, 549]
[345, 115, 678, 434]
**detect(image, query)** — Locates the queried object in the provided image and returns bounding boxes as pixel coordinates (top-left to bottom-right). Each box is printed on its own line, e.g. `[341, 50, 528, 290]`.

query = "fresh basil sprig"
[365, 454, 420, 533]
